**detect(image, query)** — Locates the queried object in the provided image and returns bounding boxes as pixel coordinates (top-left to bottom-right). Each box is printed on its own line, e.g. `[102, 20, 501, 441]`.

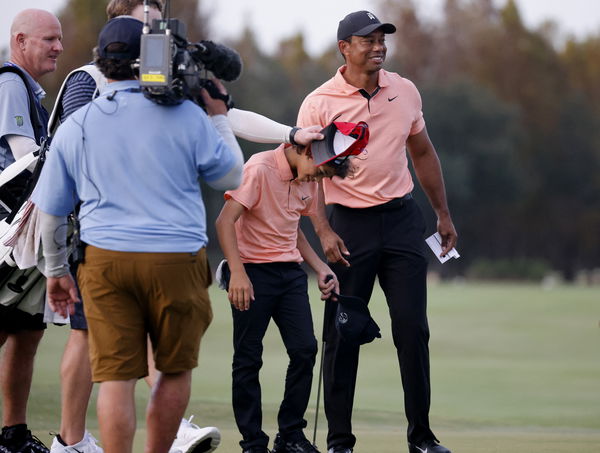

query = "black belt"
[335, 193, 413, 213]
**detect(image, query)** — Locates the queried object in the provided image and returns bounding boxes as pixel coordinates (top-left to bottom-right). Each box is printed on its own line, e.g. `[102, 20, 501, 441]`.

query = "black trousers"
[324, 196, 436, 449]
[229, 262, 318, 450]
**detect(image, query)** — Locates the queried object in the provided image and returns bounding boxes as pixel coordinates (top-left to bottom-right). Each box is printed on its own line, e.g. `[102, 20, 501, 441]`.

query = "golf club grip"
[321, 273, 340, 342]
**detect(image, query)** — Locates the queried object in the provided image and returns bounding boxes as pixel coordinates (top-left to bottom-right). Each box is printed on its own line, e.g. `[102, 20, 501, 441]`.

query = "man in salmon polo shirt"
[297, 10, 458, 453]
[215, 141, 355, 453]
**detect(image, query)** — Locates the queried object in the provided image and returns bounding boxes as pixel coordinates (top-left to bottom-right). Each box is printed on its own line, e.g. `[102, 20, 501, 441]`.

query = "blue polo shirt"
[0, 62, 47, 170]
[32, 80, 237, 252]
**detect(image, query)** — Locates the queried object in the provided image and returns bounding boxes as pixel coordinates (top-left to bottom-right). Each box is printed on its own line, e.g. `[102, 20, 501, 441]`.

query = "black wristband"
[289, 127, 301, 146]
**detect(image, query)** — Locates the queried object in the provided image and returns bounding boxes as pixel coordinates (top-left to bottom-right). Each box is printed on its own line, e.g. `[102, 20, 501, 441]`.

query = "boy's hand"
[228, 270, 254, 311]
[317, 269, 338, 301]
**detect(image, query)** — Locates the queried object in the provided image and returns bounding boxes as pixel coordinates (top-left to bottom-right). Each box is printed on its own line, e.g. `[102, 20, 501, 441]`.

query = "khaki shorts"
[78, 246, 213, 382]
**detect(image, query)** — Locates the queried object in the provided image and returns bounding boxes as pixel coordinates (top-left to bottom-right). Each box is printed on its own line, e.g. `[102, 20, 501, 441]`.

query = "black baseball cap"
[334, 293, 381, 345]
[98, 16, 143, 60]
[311, 121, 369, 167]
[337, 10, 396, 41]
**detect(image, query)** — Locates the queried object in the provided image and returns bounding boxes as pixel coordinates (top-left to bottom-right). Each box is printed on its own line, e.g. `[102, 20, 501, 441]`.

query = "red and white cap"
[312, 121, 369, 167]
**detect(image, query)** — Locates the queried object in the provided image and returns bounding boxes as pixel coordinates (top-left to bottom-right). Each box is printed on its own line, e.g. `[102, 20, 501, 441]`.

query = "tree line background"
[2, 0, 599, 281]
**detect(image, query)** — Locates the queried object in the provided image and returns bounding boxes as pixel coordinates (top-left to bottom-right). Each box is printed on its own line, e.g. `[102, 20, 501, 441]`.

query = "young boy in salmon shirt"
[215, 141, 355, 453]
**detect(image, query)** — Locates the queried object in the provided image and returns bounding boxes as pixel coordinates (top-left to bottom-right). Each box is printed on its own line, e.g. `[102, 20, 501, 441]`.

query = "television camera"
[138, 0, 242, 107]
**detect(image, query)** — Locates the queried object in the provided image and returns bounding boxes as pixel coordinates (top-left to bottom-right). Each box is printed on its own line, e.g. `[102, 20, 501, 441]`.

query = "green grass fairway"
[9, 281, 600, 452]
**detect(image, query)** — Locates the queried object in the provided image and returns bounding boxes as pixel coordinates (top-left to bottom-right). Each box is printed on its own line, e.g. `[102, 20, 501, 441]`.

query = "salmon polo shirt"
[224, 145, 318, 263]
[297, 66, 425, 208]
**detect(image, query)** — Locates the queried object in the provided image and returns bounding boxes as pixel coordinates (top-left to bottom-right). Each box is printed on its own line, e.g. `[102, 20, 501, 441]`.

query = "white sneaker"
[169, 416, 221, 453]
[50, 431, 103, 453]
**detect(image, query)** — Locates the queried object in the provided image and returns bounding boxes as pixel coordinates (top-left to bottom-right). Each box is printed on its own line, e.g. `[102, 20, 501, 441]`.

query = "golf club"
[312, 274, 334, 447]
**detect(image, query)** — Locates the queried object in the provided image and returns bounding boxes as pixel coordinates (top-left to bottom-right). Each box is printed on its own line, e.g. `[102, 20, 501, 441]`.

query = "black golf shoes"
[271, 433, 320, 453]
[408, 438, 451, 453]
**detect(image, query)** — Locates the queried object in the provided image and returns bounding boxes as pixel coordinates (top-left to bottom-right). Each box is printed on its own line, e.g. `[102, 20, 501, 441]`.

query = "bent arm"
[215, 199, 254, 310]
[308, 182, 350, 266]
[38, 210, 70, 277]
[407, 127, 458, 254]
[200, 80, 323, 146]
[38, 209, 79, 317]
[297, 226, 338, 298]
[208, 114, 244, 191]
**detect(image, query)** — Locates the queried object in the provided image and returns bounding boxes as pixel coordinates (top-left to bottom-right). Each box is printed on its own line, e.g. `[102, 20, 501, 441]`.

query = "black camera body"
[139, 17, 242, 106]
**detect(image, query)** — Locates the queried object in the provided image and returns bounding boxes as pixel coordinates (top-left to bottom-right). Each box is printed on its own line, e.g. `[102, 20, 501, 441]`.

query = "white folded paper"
[425, 232, 460, 264]
[43, 297, 69, 324]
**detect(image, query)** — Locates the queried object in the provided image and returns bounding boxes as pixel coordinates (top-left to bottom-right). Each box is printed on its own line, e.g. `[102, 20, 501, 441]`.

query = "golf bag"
[0, 64, 105, 269]
[0, 64, 52, 314]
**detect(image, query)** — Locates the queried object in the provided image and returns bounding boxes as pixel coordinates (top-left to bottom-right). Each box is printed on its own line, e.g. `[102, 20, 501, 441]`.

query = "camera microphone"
[190, 40, 243, 82]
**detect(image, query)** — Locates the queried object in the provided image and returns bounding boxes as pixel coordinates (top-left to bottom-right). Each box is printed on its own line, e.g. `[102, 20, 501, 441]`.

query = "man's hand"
[437, 215, 458, 257]
[200, 78, 228, 116]
[319, 229, 351, 267]
[47, 274, 80, 318]
[293, 125, 324, 146]
[228, 269, 254, 311]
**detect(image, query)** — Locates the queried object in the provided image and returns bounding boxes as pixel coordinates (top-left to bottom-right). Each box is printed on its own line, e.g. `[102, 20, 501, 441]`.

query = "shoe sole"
[182, 427, 221, 453]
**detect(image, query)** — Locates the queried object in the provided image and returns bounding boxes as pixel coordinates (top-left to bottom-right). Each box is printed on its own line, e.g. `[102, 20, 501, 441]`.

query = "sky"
[1, 0, 599, 56]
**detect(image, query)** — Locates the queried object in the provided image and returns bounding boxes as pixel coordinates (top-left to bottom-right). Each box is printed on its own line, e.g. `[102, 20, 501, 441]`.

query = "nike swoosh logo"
[415, 447, 427, 453]
[388, 95, 398, 102]
[301, 196, 310, 200]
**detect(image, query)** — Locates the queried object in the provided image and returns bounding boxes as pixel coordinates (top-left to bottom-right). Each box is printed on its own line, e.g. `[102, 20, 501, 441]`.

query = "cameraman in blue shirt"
[32, 17, 243, 453]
